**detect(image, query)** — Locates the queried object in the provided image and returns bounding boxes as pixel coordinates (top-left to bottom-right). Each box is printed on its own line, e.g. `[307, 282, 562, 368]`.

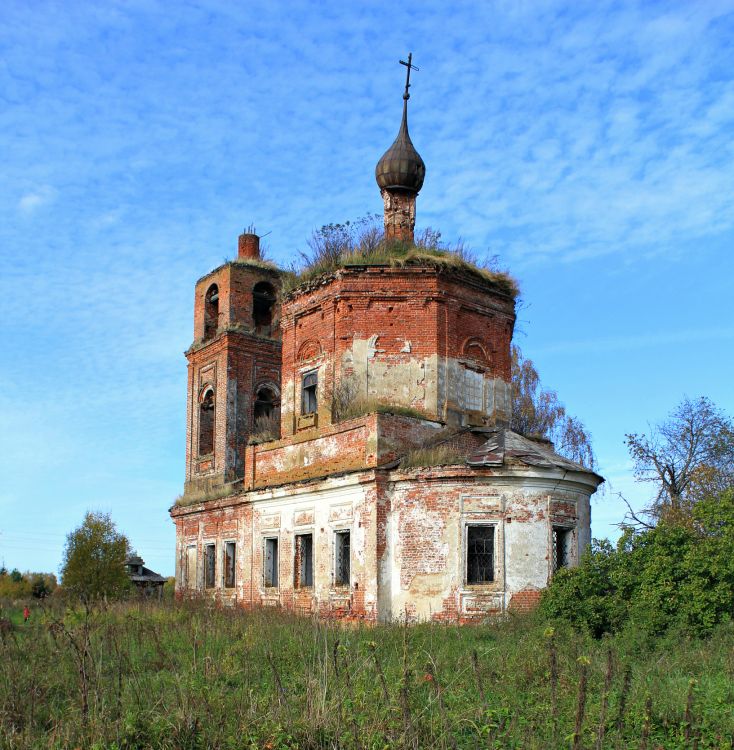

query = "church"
[170, 58, 603, 621]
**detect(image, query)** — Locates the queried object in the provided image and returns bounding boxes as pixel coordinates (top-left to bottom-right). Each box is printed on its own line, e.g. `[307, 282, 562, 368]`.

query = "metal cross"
[400, 53, 419, 100]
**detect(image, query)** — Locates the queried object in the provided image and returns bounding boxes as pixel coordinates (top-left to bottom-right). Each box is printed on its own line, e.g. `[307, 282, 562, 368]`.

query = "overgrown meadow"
[1, 600, 732, 749]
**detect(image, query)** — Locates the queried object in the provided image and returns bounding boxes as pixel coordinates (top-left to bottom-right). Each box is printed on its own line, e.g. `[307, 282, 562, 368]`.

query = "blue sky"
[2, 0, 733, 577]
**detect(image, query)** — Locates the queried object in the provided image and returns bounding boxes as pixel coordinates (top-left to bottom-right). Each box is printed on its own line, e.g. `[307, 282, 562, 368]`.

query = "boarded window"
[224, 541, 236, 588]
[334, 531, 350, 586]
[264, 537, 279, 587]
[294, 534, 313, 588]
[301, 371, 318, 415]
[553, 527, 572, 571]
[199, 389, 215, 456]
[253, 282, 276, 334]
[185, 546, 197, 590]
[466, 525, 494, 584]
[462, 368, 484, 412]
[204, 284, 219, 340]
[204, 544, 216, 588]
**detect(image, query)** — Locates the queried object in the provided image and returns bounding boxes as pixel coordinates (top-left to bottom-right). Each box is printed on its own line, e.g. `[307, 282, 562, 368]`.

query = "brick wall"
[185, 261, 282, 492]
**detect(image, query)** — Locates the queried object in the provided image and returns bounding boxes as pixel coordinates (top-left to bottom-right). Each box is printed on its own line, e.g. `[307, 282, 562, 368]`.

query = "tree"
[540, 489, 734, 639]
[510, 345, 596, 468]
[31, 573, 57, 599]
[625, 396, 734, 523]
[60, 511, 131, 601]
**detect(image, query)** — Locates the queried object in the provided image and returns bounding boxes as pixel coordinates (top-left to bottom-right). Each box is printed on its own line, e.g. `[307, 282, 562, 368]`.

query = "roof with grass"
[280, 221, 519, 300]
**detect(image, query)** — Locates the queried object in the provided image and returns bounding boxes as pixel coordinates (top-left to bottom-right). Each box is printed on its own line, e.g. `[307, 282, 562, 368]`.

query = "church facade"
[170, 68, 602, 621]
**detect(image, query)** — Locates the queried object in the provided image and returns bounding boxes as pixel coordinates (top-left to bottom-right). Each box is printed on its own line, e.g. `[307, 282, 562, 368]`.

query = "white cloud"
[17, 186, 56, 214]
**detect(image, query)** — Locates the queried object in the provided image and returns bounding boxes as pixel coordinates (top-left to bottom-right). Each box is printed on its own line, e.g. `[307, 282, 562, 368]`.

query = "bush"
[540, 490, 734, 639]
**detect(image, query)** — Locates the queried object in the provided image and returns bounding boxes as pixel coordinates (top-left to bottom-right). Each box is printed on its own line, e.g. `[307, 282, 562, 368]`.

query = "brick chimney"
[238, 232, 260, 260]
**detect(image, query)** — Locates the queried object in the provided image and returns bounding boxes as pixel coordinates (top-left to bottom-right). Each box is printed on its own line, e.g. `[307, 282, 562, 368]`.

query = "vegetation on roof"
[231, 256, 282, 273]
[331, 378, 432, 424]
[280, 215, 519, 299]
[174, 482, 240, 507]
[398, 444, 467, 469]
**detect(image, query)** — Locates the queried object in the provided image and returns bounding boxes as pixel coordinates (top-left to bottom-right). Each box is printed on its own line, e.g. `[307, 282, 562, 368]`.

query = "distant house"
[125, 554, 166, 598]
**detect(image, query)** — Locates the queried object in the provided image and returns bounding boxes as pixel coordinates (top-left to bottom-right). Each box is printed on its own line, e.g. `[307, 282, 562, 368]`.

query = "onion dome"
[375, 99, 426, 193]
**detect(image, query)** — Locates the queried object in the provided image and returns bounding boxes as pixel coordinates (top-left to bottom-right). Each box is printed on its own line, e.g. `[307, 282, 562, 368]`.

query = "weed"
[0, 600, 731, 749]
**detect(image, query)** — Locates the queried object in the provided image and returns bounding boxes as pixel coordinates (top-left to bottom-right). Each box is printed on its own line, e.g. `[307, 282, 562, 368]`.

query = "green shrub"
[540, 490, 734, 639]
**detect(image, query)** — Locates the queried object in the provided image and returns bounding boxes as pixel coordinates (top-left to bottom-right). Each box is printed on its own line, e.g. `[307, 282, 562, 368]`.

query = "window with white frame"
[264, 537, 279, 587]
[334, 530, 350, 586]
[466, 525, 495, 584]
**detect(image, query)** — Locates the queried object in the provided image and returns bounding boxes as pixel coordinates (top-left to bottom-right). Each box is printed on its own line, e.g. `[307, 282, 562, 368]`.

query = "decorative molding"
[296, 339, 322, 362]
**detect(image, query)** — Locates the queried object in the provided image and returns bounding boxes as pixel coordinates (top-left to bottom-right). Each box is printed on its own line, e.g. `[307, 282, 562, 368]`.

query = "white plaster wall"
[503, 491, 551, 595]
[382, 472, 600, 622]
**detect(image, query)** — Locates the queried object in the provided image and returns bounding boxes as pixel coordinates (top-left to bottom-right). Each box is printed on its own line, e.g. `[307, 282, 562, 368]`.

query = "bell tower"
[184, 230, 282, 497]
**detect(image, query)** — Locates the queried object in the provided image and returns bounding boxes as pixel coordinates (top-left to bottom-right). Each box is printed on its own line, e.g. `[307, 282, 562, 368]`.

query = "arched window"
[253, 385, 280, 440]
[204, 284, 219, 340]
[253, 282, 276, 334]
[198, 389, 215, 456]
[254, 386, 277, 421]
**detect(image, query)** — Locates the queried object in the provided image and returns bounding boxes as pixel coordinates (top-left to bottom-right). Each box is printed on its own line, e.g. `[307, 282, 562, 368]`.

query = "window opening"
[253, 282, 276, 334]
[185, 546, 197, 590]
[264, 537, 279, 587]
[204, 544, 216, 589]
[254, 386, 276, 421]
[198, 389, 215, 456]
[294, 534, 314, 588]
[224, 541, 236, 588]
[334, 531, 350, 586]
[553, 527, 571, 571]
[466, 525, 494, 584]
[204, 284, 219, 340]
[462, 368, 484, 412]
[301, 371, 318, 415]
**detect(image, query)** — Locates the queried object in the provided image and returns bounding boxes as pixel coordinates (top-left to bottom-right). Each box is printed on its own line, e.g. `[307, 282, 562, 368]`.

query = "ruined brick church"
[171, 62, 602, 621]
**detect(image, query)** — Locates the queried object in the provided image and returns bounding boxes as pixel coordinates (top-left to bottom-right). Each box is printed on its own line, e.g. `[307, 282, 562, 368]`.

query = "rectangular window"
[334, 530, 351, 586]
[553, 527, 571, 571]
[294, 534, 314, 588]
[224, 541, 236, 588]
[463, 368, 484, 412]
[204, 543, 216, 588]
[264, 537, 279, 587]
[186, 545, 197, 590]
[301, 371, 318, 415]
[466, 525, 494, 584]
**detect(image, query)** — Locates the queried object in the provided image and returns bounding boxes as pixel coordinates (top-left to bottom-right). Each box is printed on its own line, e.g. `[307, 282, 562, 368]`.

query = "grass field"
[0, 599, 732, 749]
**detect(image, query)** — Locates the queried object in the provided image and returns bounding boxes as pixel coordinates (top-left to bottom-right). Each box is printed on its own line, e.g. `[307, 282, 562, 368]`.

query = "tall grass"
[0, 600, 732, 748]
[280, 217, 519, 299]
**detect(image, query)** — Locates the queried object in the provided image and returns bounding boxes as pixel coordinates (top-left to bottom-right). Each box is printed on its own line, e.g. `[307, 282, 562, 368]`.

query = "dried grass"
[399, 444, 466, 469]
[280, 218, 519, 299]
[174, 483, 240, 507]
[247, 412, 281, 445]
[331, 379, 430, 424]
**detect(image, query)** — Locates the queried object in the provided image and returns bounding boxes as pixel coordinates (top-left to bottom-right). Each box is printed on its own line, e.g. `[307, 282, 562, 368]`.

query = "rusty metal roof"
[467, 428, 601, 479]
